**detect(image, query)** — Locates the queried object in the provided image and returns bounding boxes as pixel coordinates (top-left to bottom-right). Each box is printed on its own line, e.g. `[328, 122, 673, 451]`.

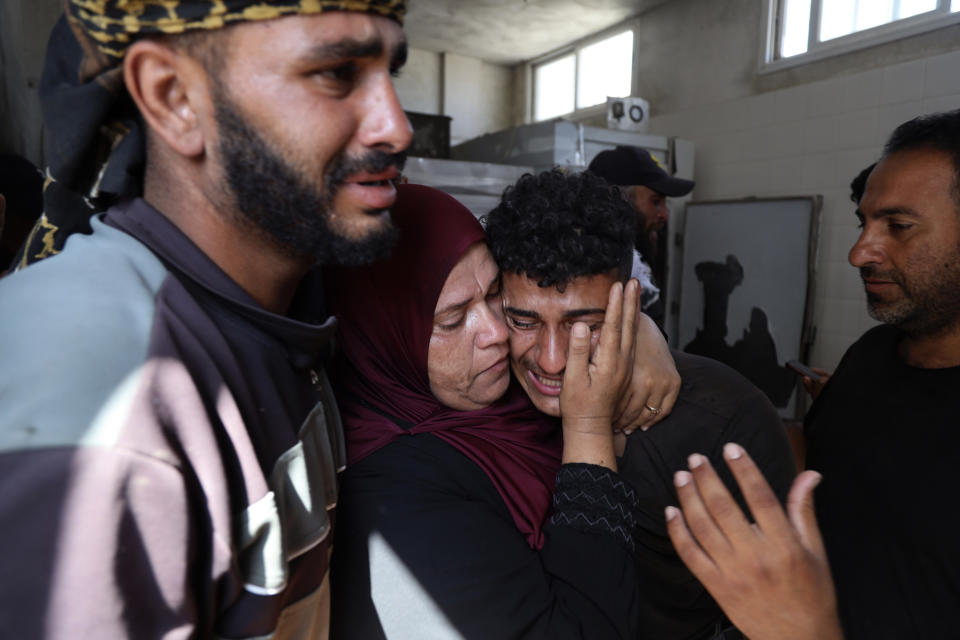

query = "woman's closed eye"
[436, 314, 466, 331]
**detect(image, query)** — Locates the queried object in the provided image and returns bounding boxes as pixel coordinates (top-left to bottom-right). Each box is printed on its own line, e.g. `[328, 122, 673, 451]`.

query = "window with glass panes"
[775, 0, 960, 61]
[533, 30, 634, 122]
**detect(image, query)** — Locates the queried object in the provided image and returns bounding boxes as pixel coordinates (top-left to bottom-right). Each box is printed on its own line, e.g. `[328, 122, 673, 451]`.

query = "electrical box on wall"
[606, 96, 650, 132]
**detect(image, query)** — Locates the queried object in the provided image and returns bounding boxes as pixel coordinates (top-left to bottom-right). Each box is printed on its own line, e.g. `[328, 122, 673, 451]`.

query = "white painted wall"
[443, 52, 513, 145]
[394, 48, 514, 146]
[395, 48, 443, 114]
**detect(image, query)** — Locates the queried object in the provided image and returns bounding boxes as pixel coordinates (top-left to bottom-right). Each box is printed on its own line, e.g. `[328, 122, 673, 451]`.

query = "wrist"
[562, 432, 617, 470]
[562, 414, 614, 436]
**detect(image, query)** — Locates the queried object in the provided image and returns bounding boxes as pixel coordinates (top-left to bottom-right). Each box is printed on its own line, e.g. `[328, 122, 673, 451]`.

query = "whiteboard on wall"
[677, 197, 820, 419]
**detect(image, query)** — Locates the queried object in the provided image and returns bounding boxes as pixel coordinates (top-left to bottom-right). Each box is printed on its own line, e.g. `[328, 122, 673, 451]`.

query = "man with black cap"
[0, 1, 410, 637]
[589, 145, 695, 328]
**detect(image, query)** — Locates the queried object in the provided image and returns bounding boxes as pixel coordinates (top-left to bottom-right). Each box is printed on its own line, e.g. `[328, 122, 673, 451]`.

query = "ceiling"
[403, 0, 673, 65]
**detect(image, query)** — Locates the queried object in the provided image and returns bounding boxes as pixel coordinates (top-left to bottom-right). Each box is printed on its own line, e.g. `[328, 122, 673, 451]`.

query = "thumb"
[786, 471, 828, 558]
[564, 322, 591, 386]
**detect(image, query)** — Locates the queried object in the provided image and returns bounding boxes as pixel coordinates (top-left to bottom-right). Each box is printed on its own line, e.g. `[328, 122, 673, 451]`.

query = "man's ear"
[124, 39, 209, 159]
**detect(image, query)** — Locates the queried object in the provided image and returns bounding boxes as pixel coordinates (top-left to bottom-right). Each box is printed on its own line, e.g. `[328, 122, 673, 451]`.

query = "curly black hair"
[483, 168, 636, 291]
[884, 109, 960, 207]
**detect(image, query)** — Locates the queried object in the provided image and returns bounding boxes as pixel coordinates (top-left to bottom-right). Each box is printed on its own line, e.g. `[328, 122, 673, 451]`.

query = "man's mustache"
[860, 266, 905, 287]
[328, 150, 408, 189]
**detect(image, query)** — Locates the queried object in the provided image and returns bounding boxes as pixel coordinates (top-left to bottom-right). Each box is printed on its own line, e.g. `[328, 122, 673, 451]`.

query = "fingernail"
[640, 425, 650, 432]
[674, 470, 691, 487]
[687, 453, 705, 469]
[809, 471, 823, 489]
[665, 506, 679, 521]
[623, 428, 634, 436]
[572, 323, 588, 338]
[723, 443, 743, 460]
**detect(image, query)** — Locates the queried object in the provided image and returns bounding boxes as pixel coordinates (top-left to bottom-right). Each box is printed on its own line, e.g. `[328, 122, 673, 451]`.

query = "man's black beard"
[861, 257, 960, 337]
[213, 87, 405, 266]
[635, 224, 657, 263]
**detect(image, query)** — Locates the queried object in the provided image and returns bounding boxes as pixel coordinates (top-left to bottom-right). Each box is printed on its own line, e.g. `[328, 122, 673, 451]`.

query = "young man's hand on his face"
[558, 279, 638, 470]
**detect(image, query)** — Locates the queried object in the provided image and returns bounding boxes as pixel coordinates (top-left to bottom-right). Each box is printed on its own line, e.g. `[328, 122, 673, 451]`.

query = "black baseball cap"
[587, 146, 695, 197]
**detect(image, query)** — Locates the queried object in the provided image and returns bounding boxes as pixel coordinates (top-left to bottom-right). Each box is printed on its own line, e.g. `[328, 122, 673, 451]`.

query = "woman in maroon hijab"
[326, 184, 646, 639]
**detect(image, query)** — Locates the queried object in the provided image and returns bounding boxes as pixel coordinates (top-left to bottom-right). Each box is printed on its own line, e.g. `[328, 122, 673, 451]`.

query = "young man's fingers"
[673, 469, 734, 556]
[619, 279, 639, 358]
[595, 281, 624, 367]
[720, 443, 794, 540]
[685, 453, 756, 543]
[786, 470, 828, 558]
[564, 321, 591, 389]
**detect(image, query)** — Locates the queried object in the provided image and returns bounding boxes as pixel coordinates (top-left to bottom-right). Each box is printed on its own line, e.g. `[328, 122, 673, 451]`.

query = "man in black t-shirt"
[803, 109, 960, 639]
[664, 109, 960, 640]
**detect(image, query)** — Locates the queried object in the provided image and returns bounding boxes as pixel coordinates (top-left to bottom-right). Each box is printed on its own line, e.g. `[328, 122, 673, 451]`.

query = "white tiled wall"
[651, 49, 960, 371]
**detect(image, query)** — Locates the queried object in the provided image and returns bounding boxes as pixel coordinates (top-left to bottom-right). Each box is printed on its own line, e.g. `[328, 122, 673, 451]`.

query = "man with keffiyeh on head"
[0, 1, 410, 637]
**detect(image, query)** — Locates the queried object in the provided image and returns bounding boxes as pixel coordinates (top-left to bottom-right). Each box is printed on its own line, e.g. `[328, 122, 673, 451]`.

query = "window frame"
[531, 26, 636, 123]
[760, 0, 960, 73]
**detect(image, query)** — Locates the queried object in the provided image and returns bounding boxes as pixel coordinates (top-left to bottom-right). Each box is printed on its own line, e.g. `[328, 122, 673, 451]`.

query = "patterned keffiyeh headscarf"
[13, 0, 406, 270]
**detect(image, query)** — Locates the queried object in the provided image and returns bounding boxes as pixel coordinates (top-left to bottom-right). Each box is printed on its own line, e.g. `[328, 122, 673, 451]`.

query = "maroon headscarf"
[326, 184, 562, 548]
